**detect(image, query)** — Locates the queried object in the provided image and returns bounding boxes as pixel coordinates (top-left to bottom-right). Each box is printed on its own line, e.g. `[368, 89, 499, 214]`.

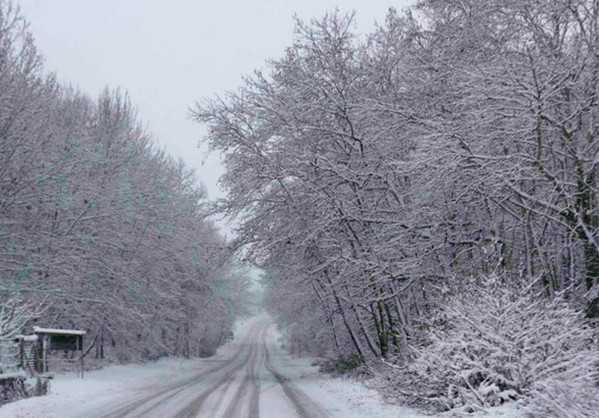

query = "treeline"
[0, 1, 244, 363]
[196, 0, 599, 414]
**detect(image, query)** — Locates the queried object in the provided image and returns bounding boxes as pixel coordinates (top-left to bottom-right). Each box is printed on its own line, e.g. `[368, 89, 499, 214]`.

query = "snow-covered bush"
[0, 294, 31, 374]
[525, 378, 599, 418]
[0, 294, 33, 405]
[389, 276, 599, 413]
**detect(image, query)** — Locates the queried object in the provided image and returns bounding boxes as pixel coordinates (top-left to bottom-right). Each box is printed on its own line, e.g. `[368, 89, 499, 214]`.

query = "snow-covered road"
[0, 315, 425, 418]
[94, 317, 328, 418]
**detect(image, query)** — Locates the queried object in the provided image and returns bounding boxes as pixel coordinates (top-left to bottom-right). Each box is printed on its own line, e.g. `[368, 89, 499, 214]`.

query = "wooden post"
[79, 335, 84, 379]
[42, 336, 47, 373]
[34, 340, 40, 373]
[19, 339, 25, 369]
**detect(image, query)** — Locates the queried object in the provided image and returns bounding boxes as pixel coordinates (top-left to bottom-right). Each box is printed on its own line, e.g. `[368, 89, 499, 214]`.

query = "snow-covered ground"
[0, 314, 522, 417]
[0, 354, 215, 417]
[263, 324, 521, 418]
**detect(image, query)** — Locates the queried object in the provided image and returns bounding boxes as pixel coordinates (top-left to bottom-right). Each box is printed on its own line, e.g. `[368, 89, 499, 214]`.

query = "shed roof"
[33, 326, 86, 336]
[14, 334, 38, 342]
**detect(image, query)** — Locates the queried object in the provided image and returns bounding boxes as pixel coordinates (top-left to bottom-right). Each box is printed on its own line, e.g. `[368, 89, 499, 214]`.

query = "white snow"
[0, 357, 200, 417]
[32, 327, 86, 336]
[0, 371, 26, 380]
[0, 315, 524, 417]
[0, 344, 237, 418]
[13, 335, 38, 342]
[264, 324, 426, 418]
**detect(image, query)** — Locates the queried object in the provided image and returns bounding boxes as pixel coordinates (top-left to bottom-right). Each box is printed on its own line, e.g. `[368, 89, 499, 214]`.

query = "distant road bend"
[93, 318, 329, 418]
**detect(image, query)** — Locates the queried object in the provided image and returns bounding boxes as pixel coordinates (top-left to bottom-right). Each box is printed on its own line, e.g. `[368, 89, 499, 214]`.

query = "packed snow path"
[0, 314, 432, 417]
[95, 317, 327, 418]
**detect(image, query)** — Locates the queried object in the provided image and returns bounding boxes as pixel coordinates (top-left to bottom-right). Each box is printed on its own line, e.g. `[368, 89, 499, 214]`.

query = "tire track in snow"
[98, 356, 236, 418]
[205, 365, 238, 417]
[95, 318, 327, 418]
[262, 326, 329, 418]
[221, 347, 255, 417]
[247, 329, 263, 418]
[171, 358, 247, 418]
[98, 321, 263, 418]
[174, 320, 268, 418]
[222, 323, 266, 418]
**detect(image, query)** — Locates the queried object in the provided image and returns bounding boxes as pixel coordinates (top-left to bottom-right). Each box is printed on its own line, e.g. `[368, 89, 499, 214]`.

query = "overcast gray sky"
[19, 0, 413, 232]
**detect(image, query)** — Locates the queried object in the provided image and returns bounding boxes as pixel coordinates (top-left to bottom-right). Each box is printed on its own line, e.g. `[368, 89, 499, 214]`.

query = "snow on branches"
[195, 9, 599, 415]
[388, 276, 599, 414]
[0, 1, 245, 365]
[0, 294, 33, 374]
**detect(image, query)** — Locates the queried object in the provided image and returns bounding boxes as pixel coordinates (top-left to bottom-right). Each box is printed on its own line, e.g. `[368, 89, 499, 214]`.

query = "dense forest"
[196, 0, 599, 415]
[0, 0, 245, 369]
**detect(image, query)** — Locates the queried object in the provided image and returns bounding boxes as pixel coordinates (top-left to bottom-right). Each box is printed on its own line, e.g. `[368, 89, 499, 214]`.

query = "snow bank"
[264, 323, 427, 418]
[0, 319, 244, 418]
[0, 314, 526, 417]
[0, 356, 207, 418]
[266, 321, 524, 417]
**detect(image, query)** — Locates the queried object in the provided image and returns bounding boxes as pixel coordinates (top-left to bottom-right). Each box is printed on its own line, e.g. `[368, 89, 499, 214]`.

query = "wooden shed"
[27, 327, 87, 378]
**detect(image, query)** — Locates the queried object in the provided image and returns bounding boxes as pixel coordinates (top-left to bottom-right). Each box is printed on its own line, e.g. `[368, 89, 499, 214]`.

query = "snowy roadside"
[0, 358, 188, 417]
[266, 325, 522, 418]
[0, 317, 258, 418]
[0, 355, 230, 418]
[262, 324, 424, 417]
[0, 315, 522, 417]
[275, 357, 522, 418]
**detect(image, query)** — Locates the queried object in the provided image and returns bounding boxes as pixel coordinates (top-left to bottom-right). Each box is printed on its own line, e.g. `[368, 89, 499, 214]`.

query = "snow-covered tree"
[190, 0, 599, 414]
[0, 294, 34, 374]
[0, 0, 245, 366]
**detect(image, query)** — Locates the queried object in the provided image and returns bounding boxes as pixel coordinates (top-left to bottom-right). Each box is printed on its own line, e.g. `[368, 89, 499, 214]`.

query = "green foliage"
[334, 353, 363, 374]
